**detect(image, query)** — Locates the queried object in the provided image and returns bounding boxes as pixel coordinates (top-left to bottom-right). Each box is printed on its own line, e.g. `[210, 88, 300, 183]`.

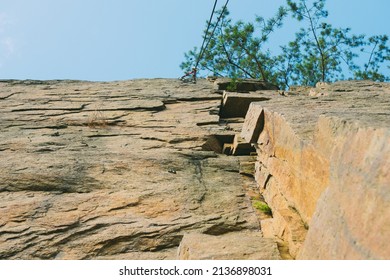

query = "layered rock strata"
[1, 78, 389, 260]
[0, 78, 279, 260]
[241, 80, 390, 259]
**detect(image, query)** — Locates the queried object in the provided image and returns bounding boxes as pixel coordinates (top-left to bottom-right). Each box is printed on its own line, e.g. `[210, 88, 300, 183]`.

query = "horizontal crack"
[12, 104, 87, 112]
[86, 133, 140, 138]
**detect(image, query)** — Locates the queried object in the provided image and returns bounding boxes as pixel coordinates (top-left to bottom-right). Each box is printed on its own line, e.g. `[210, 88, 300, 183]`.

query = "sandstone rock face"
[178, 232, 281, 260]
[0, 79, 269, 259]
[299, 118, 390, 259]
[219, 91, 273, 118]
[1, 78, 389, 260]
[241, 80, 390, 259]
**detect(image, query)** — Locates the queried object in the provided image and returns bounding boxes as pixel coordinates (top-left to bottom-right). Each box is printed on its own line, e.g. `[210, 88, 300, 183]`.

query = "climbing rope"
[195, 0, 230, 71]
[181, 0, 230, 83]
[195, 0, 219, 70]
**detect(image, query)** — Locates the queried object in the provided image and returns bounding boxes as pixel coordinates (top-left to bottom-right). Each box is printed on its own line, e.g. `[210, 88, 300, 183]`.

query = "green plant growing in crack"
[226, 76, 242, 92]
[252, 200, 272, 216]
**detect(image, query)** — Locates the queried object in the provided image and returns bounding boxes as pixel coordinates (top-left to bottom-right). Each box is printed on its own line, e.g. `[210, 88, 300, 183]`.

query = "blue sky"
[0, 0, 389, 81]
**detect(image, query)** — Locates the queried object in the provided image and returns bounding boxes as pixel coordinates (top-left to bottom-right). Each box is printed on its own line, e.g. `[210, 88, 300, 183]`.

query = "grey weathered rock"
[214, 78, 279, 92]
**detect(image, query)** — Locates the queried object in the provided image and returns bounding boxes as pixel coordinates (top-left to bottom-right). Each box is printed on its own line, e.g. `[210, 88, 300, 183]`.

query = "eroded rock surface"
[1, 78, 389, 260]
[178, 232, 281, 260]
[0, 79, 266, 259]
[241, 80, 390, 259]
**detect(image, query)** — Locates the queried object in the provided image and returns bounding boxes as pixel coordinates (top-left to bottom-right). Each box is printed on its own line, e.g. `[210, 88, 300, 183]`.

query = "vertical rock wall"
[1, 78, 389, 260]
[240, 81, 390, 259]
[299, 119, 390, 259]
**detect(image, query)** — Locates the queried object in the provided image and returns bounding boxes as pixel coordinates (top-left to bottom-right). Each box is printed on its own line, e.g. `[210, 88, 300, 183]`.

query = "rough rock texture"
[213, 78, 279, 93]
[177, 232, 281, 260]
[299, 117, 390, 259]
[1, 78, 389, 260]
[219, 91, 272, 118]
[241, 80, 390, 259]
[0, 79, 271, 260]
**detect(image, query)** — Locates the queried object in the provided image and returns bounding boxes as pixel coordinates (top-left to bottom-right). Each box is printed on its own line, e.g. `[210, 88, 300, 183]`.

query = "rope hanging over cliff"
[195, 0, 230, 71]
[180, 0, 230, 83]
[194, 0, 218, 70]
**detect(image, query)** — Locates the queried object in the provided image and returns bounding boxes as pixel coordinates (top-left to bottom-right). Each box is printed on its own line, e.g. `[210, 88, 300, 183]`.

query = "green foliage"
[180, 7, 288, 84]
[279, 0, 367, 86]
[354, 35, 390, 82]
[226, 76, 239, 92]
[181, 0, 389, 89]
[252, 200, 272, 216]
[280, 0, 390, 86]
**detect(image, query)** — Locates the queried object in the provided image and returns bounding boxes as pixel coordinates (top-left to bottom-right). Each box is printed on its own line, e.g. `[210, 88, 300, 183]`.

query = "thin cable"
[195, 0, 218, 69]
[195, 0, 230, 70]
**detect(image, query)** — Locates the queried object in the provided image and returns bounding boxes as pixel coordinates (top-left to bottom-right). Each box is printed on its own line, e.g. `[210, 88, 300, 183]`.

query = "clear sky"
[0, 0, 389, 81]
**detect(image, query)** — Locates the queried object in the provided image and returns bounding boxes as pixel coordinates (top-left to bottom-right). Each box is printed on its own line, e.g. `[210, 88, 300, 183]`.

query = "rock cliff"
[0, 78, 389, 260]
[241, 80, 390, 259]
[0, 79, 279, 259]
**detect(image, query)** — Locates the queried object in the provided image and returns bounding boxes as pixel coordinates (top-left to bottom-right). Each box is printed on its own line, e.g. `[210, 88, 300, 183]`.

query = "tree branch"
[220, 37, 256, 78]
[238, 41, 268, 81]
[304, 2, 327, 81]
